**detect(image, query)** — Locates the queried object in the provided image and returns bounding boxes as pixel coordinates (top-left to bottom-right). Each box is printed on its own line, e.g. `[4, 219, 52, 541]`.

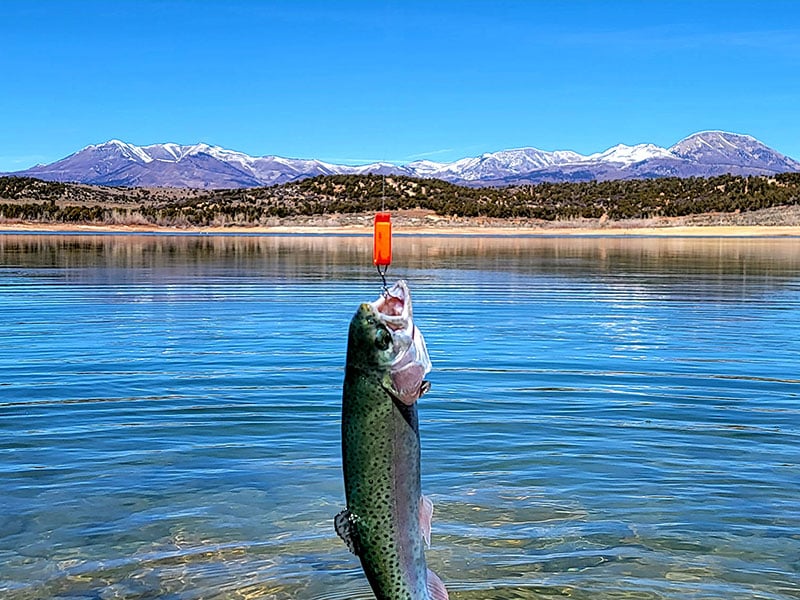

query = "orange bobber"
[373, 213, 392, 267]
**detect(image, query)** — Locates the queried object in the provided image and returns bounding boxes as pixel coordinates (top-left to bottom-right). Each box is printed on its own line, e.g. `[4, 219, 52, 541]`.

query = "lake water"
[1, 233, 799, 600]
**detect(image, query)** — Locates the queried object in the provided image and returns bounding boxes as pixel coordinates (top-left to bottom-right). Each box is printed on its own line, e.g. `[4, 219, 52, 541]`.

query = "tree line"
[2, 172, 800, 226]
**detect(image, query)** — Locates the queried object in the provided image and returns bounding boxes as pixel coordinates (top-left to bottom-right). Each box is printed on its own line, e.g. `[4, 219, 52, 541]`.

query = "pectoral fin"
[334, 509, 360, 555]
[381, 372, 416, 406]
[419, 494, 433, 548]
[426, 568, 449, 600]
[382, 371, 429, 406]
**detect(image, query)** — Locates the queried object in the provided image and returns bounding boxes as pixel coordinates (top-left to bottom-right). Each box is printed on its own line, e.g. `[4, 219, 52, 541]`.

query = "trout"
[336, 280, 448, 600]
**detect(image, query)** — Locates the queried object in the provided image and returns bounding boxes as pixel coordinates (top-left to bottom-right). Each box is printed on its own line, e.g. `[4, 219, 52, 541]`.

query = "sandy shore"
[2, 221, 800, 237]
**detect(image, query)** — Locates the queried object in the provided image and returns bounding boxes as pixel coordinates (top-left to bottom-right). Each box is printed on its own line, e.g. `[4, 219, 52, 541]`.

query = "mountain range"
[6, 131, 800, 189]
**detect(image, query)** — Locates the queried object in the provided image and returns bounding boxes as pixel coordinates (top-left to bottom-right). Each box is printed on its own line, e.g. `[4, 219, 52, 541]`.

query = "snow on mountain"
[141, 143, 183, 162]
[96, 140, 154, 163]
[585, 143, 674, 164]
[669, 131, 800, 171]
[462, 148, 571, 180]
[405, 159, 449, 177]
[6, 131, 799, 188]
[406, 148, 586, 182]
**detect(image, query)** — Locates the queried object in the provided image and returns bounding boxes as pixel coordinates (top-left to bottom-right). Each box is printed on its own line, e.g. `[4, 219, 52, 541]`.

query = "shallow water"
[1, 233, 799, 600]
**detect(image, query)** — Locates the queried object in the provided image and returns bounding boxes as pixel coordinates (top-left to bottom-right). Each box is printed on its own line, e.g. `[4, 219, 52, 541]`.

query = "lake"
[1, 233, 799, 600]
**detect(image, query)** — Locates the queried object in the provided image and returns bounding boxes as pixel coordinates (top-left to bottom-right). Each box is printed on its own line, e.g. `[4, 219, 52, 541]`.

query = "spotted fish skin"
[337, 281, 447, 600]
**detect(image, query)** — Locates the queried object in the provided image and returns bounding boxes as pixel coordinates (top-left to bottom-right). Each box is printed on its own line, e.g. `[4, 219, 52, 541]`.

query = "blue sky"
[2, 0, 799, 171]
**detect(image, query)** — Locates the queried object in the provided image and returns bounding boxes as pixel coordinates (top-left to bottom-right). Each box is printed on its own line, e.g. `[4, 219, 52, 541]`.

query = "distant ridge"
[5, 131, 800, 189]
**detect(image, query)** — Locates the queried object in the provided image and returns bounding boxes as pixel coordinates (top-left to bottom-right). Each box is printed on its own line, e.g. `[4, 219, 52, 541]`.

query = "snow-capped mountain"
[9, 140, 406, 188]
[415, 132, 800, 185]
[669, 130, 796, 170]
[408, 148, 586, 182]
[6, 131, 799, 188]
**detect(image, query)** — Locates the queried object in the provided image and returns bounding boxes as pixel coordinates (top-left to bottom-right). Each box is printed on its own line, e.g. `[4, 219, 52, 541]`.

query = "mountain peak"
[669, 130, 800, 171]
[678, 130, 759, 143]
[86, 139, 153, 164]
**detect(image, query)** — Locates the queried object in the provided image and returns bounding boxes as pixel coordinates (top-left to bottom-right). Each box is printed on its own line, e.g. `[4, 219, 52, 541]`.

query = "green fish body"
[336, 281, 448, 600]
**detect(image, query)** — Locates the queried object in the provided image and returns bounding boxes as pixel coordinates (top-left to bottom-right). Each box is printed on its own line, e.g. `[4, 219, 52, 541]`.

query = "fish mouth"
[371, 280, 413, 331]
[372, 280, 432, 382]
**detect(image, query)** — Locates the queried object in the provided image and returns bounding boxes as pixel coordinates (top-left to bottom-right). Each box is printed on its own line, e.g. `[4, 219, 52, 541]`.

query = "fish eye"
[374, 328, 391, 350]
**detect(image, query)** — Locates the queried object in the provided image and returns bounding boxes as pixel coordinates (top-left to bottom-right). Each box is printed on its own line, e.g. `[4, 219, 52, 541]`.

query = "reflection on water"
[3, 233, 800, 276]
[1, 233, 799, 600]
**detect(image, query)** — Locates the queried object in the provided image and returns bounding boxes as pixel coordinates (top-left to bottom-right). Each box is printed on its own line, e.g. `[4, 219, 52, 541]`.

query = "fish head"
[347, 280, 431, 402]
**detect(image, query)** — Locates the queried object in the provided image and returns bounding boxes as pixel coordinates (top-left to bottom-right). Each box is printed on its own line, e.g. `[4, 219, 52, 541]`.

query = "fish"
[336, 280, 449, 600]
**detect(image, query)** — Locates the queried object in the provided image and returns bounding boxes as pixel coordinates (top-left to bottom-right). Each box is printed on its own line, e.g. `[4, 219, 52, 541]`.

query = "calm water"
[1, 233, 799, 600]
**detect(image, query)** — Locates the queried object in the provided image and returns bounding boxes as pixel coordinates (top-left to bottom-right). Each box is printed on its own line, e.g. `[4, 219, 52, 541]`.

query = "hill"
[2, 173, 800, 229]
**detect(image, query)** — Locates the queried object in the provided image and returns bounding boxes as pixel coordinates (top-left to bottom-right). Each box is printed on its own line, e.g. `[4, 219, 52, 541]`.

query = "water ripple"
[1, 234, 799, 599]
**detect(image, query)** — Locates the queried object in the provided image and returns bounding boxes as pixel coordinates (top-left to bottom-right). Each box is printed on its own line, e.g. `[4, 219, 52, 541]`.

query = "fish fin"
[420, 380, 431, 397]
[381, 373, 416, 406]
[382, 371, 428, 406]
[426, 568, 449, 600]
[381, 372, 401, 399]
[334, 509, 359, 555]
[419, 494, 433, 548]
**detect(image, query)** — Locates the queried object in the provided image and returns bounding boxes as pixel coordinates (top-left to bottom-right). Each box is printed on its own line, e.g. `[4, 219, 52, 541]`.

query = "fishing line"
[375, 1, 391, 298]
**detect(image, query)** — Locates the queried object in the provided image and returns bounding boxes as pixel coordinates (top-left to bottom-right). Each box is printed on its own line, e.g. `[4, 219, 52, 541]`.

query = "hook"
[376, 264, 389, 297]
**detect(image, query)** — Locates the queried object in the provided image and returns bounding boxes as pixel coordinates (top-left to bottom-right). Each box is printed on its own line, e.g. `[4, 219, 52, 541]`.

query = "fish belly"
[342, 375, 429, 600]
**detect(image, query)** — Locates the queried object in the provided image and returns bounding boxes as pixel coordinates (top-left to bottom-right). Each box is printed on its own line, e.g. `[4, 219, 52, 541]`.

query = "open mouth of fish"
[372, 280, 431, 402]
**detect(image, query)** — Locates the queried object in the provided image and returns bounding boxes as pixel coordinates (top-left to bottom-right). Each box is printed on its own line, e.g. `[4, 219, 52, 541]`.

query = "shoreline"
[2, 222, 800, 237]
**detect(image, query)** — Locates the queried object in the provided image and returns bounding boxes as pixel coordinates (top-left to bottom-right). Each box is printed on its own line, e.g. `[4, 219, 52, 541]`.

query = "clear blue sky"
[2, 0, 799, 171]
